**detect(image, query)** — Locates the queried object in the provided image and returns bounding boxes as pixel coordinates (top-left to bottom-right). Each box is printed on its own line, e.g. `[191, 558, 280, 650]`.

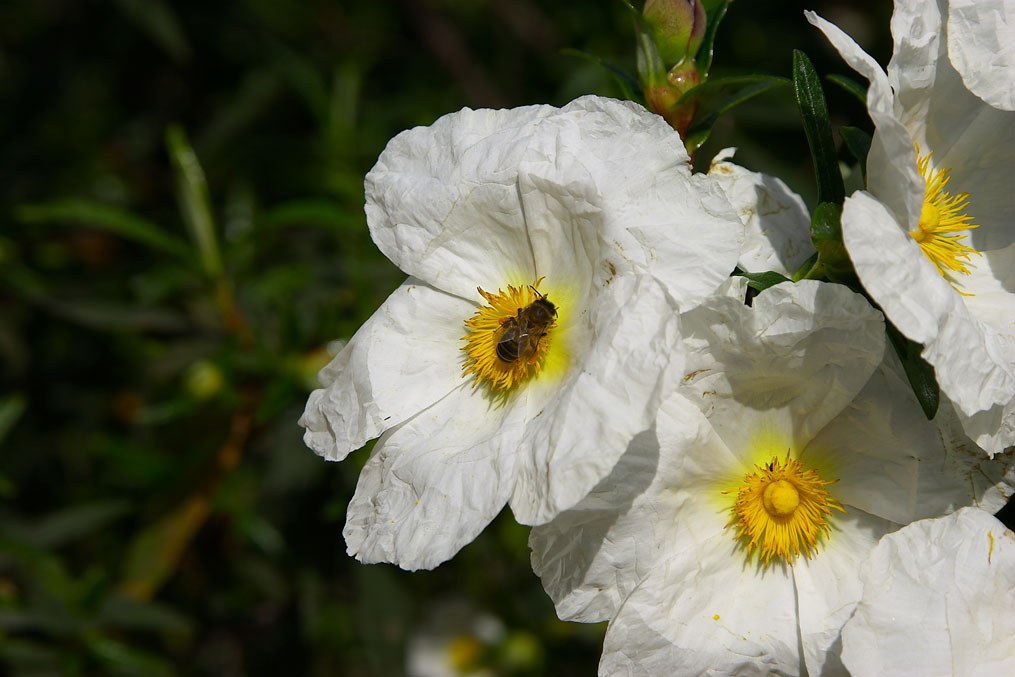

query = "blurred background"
[0, 1, 892, 674]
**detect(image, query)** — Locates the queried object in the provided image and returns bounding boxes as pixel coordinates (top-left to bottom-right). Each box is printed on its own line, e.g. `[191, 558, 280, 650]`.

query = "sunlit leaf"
[793, 50, 845, 205]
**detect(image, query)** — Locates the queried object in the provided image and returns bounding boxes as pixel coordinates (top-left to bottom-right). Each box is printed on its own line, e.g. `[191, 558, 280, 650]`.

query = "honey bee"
[496, 288, 558, 363]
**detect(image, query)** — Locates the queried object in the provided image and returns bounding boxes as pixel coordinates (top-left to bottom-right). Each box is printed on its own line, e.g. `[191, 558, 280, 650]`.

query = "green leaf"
[28, 501, 131, 550]
[166, 124, 223, 279]
[827, 73, 867, 105]
[111, 0, 191, 62]
[681, 75, 791, 152]
[15, 200, 193, 261]
[695, 0, 732, 77]
[886, 323, 939, 419]
[260, 199, 361, 232]
[0, 393, 27, 447]
[733, 270, 790, 293]
[838, 125, 872, 181]
[793, 50, 845, 205]
[560, 48, 641, 102]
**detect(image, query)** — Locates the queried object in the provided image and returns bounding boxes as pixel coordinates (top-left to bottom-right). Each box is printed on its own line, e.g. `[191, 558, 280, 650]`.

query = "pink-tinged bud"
[644, 64, 701, 136]
[643, 0, 707, 68]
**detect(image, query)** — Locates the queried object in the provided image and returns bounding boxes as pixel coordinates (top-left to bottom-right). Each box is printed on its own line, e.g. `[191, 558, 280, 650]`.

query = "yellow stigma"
[461, 280, 556, 391]
[909, 145, 980, 278]
[725, 452, 844, 567]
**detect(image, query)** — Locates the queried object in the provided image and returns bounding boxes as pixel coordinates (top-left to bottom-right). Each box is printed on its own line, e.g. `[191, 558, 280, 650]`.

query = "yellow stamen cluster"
[726, 452, 844, 567]
[909, 146, 980, 277]
[461, 281, 554, 391]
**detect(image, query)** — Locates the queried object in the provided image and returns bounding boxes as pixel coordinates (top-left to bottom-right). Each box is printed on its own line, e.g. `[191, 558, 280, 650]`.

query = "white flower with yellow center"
[530, 280, 1014, 675]
[841, 507, 1015, 677]
[299, 96, 745, 570]
[806, 8, 1015, 454]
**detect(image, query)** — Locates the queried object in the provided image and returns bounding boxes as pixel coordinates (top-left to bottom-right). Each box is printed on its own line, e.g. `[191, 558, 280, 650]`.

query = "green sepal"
[886, 322, 940, 419]
[793, 50, 845, 205]
[838, 126, 872, 182]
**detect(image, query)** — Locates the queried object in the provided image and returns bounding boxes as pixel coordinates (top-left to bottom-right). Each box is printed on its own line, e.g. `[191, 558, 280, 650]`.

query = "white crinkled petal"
[791, 510, 897, 677]
[529, 393, 736, 623]
[343, 382, 524, 571]
[299, 278, 474, 461]
[962, 244, 1015, 334]
[806, 10, 925, 230]
[365, 105, 553, 299]
[806, 348, 1009, 523]
[947, 0, 1015, 111]
[932, 395, 1015, 513]
[841, 507, 1015, 677]
[678, 280, 884, 462]
[707, 149, 813, 276]
[536, 100, 743, 310]
[600, 531, 800, 676]
[841, 191, 1015, 450]
[365, 95, 743, 304]
[511, 274, 680, 525]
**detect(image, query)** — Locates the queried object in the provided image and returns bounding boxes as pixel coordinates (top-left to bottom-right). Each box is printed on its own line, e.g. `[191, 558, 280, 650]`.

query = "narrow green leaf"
[15, 200, 192, 261]
[695, 0, 731, 77]
[886, 323, 940, 419]
[166, 124, 223, 279]
[260, 199, 361, 231]
[111, 0, 191, 62]
[681, 75, 791, 152]
[734, 270, 791, 292]
[838, 125, 872, 181]
[793, 50, 845, 205]
[560, 48, 641, 102]
[826, 73, 867, 105]
[27, 501, 131, 549]
[0, 394, 27, 447]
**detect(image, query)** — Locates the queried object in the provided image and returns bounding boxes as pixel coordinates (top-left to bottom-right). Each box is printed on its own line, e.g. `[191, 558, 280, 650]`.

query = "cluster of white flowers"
[302, 2, 1015, 674]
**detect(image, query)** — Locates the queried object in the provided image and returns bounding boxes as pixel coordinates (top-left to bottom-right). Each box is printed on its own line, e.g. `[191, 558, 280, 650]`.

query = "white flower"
[841, 507, 1015, 677]
[947, 0, 1015, 111]
[530, 280, 1013, 675]
[406, 599, 504, 677]
[708, 148, 815, 277]
[807, 8, 1015, 454]
[299, 96, 745, 570]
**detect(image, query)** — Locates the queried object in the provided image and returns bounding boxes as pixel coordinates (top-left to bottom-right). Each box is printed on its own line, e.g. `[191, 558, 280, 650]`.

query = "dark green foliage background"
[0, 1, 891, 674]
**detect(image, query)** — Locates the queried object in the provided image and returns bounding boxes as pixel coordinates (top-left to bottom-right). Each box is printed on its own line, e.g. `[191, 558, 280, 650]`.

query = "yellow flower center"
[909, 145, 980, 278]
[726, 452, 844, 567]
[461, 280, 557, 391]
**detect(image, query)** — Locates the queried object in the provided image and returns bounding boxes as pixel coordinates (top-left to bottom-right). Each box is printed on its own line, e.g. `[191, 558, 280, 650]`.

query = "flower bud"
[643, 0, 706, 68]
[636, 0, 707, 138]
